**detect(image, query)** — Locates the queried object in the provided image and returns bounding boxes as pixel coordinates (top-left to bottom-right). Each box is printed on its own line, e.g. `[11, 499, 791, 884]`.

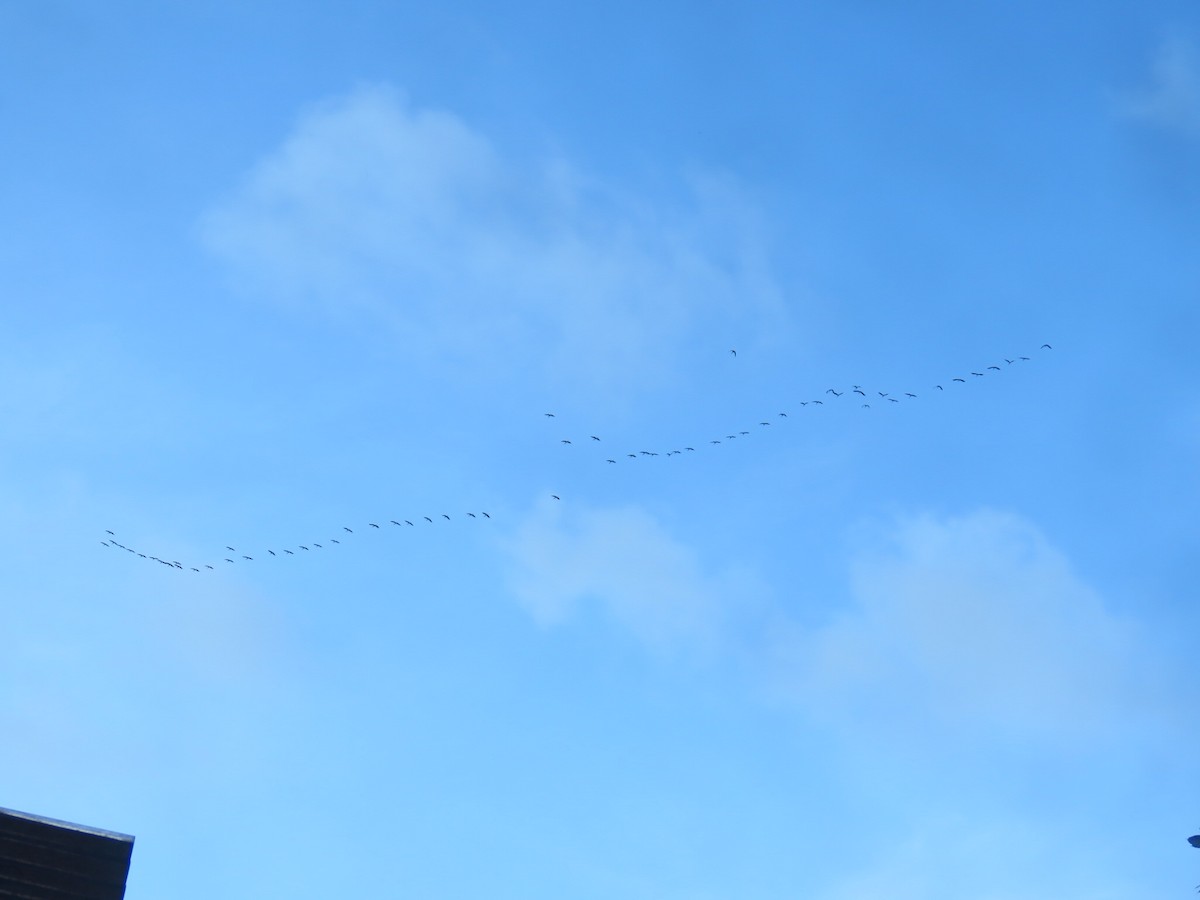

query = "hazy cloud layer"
[201, 85, 782, 391]
[1120, 36, 1200, 138]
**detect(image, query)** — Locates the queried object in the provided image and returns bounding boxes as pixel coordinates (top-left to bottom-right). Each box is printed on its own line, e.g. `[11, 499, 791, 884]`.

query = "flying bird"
[988, 366, 1001, 371]
[685, 447, 695, 451]
[205, 564, 214, 569]
[390, 520, 401, 526]
[590, 435, 601, 441]
[313, 543, 322, 548]
[468, 513, 477, 518]
[225, 559, 234, 563]
[853, 389, 866, 396]
[545, 412, 555, 417]
[935, 385, 943, 390]
[812, 400, 823, 405]
[268, 550, 276, 556]
[905, 392, 917, 398]
[344, 527, 353, 533]
[191, 568, 199, 573]
[972, 372, 984, 377]
[482, 512, 490, 518]
[730, 349, 736, 356]
[878, 392, 888, 398]
[953, 377, 966, 382]
[561, 440, 571, 445]
[442, 514, 451, 520]
[105, 530, 114, 535]
[607, 459, 616, 464]
[760, 421, 770, 426]
[778, 413, 787, 418]
[242, 556, 253, 561]
[424, 517, 433, 523]
[226, 546, 236, 551]
[283, 550, 293, 555]
[404, 521, 413, 526]
[330, 539, 340, 544]
[370, 523, 380, 528]
[300, 545, 309, 550]
[628, 453, 637, 458]
[711, 440, 721, 444]
[1041, 344, 1052, 349]
[551, 495, 560, 500]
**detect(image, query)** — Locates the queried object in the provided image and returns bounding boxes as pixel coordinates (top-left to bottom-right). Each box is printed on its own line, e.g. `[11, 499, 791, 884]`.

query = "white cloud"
[504, 499, 764, 653]
[200, 84, 783, 392]
[771, 510, 1177, 749]
[1120, 37, 1200, 139]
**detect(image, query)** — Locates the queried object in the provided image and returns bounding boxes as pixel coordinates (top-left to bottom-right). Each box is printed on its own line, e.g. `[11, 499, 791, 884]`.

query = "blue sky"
[2, 2, 1198, 897]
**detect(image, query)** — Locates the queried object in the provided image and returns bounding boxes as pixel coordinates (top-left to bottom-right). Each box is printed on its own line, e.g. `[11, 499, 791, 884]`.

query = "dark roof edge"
[0, 806, 135, 844]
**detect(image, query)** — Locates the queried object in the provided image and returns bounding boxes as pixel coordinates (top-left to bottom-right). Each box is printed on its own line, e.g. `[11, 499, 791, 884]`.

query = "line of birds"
[102, 343, 1049, 573]
[547, 345, 1051, 463]
[100, 511, 493, 573]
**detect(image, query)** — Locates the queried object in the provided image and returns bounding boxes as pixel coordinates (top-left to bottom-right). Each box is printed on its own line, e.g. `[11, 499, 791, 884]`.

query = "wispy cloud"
[503, 498, 766, 654]
[770, 509, 1179, 750]
[1120, 36, 1200, 139]
[200, 85, 783, 393]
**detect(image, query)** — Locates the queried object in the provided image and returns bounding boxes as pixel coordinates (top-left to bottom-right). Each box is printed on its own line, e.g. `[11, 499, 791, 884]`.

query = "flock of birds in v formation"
[101, 344, 1051, 573]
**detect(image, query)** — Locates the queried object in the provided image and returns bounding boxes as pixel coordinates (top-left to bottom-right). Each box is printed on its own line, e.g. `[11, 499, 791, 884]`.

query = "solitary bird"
[905, 392, 917, 398]
[685, 447, 695, 451]
[590, 436, 601, 441]
[105, 530, 114, 536]
[205, 564, 214, 569]
[953, 377, 966, 382]
[404, 521, 413, 526]
[972, 372, 983, 377]
[988, 366, 1001, 371]
[370, 523, 380, 528]
[551, 495, 560, 500]
[482, 512, 490, 518]
[313, 543, 322, 548]
[242, 556, 253, 561]
[443, 514, 451, 520]
[283, 550, 293, 555]
[854, 389, 866, 396]
[561, 440, 571, 445]
[1041, 344, 1052, 349]
[344, 527, 353, 533]
[226, 546, 236, 551]
[935, 385, 943, 390]
[330, 539, 340, 544]
[730, 349, 737, 356]
[391, 520, 401, 526]
[468, 513, 477, 518]
[300, 545, 309, 551]
[268, 550, 276, 556]
[607, 459, 616, 464]
[424, 517, 433, 523]
[225, 558, 234, 563]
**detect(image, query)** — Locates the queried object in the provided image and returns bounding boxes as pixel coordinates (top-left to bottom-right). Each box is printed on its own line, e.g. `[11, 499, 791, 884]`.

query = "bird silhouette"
[972, 372, 984, 377]
[468, 513, 477, 518]
[854, 389, 866, 396]
[561, 440, 571, 445]
[544, 412, 555, 417]
[482, 512, 490, 518]
[590, 435, 601, 441]
[370, 523, 380, 528]
[424, 517, 433, 523]
[905, 393, 917, 398]
[988, 366, 1000, 371]
[1041, 344, 1052, 349]
[344, 527, 353, 533]
[607, 459, 616, 463]
[730, 349, 737, 356]
[268, 550, 276, 556]
[953, 377, 966, 382]
[551, 495, 560, 500]
[442, 514, 451, 520]
[283, 550, 293, 555]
